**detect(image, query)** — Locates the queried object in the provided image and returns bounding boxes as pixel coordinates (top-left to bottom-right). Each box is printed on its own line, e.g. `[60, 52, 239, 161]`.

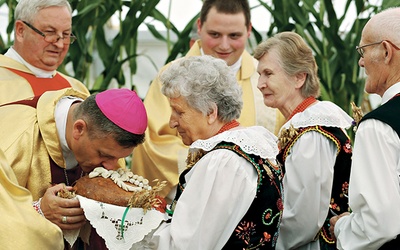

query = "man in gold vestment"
[131, 0, 284, 199]
[0, 0, 89, 106]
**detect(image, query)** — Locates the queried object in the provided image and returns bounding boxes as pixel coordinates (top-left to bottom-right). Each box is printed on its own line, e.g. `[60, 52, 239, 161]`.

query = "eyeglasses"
[356, 40, 400, 58]
[22, 21, 77, 45]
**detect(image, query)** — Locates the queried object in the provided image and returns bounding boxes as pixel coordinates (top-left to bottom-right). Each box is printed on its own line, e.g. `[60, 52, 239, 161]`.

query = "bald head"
[364, 8, 400, 44]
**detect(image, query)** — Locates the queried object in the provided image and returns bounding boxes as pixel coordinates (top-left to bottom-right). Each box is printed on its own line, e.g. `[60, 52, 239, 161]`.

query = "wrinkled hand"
[40, 184, 86, 230]
[329, 212, 350, 241]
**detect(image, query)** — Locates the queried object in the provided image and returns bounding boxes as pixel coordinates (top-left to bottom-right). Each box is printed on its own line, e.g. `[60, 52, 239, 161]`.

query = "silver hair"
[15, 0, 72, 23]
[161, 55, 243, 123]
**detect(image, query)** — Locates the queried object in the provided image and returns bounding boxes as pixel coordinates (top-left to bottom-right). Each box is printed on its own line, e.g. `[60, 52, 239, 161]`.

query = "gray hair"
[254, 32, 321, 98]
[15, 0, 72, 23]
[73, 94, 145, 148]
[161, 55, 243, 123]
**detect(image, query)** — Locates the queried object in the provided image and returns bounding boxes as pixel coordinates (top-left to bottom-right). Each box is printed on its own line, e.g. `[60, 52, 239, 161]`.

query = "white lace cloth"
[191, 126, 278, 160]
[282, 101, 353, 130]
[63, 195, 168, 250]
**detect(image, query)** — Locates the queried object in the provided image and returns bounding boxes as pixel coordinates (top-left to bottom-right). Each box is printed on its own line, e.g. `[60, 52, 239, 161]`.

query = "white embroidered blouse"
[276, 101, 353, 250]
[150, 126, 278, 250]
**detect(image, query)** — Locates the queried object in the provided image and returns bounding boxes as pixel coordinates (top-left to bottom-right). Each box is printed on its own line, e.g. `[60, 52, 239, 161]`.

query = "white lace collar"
[190, 126, 278, 159]
[282, 101, 353, 130]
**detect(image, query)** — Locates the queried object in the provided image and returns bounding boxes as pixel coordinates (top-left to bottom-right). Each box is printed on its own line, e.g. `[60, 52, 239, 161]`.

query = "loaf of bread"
[74, 176, 133, 206]
[73, 167, 166, 211]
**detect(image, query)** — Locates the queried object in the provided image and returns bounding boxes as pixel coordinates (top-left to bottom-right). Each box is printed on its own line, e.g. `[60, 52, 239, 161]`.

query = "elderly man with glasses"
[0, 0, 89, 106]
[329, 7, 400, 250]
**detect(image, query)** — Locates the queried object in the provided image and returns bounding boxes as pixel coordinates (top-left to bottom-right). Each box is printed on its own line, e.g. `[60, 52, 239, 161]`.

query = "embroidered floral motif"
[330, 181, 350, 214]
[277, 198, 284, 211]
[262, 207, 282, 226]
[263, 232, 272, 243]
[341, 182, 349, 199]
[343, 140, 352, 154]
[330, 198, 341, 214]
[235, 221, 256, 244]
[263, 163, 274, 180]
[234, 221, 272, 249]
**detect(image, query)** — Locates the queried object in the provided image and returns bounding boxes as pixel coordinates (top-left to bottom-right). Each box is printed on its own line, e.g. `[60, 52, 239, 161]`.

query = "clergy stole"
[5, 67, 71, 97]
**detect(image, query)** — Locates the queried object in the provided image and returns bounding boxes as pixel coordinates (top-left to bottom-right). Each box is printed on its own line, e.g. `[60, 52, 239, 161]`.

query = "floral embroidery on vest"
[214, 143, 283, 249]
[170, 141, 284, 249]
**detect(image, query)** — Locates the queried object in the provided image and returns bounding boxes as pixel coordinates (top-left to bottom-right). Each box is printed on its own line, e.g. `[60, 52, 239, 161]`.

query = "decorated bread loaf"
[73, 167, 166, 211]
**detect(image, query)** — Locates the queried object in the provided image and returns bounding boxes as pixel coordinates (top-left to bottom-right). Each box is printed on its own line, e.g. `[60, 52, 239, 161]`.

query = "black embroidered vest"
[170, 142, 284, 249]
[361, 94, 400, 249]
[277, 125, 352, 249]
[361, 94, 400, 136]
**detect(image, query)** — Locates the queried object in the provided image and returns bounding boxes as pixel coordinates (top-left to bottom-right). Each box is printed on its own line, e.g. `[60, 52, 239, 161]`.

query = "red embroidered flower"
[342, 182, 349, 195]
[235, 221, 256, 242]
[277, 198, 284, 211]
[263, 232, 272, 242]
[343, 140, 352, 153]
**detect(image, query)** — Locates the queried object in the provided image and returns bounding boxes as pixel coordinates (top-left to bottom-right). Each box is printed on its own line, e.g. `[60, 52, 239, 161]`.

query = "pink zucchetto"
[95, 88, 148, 134]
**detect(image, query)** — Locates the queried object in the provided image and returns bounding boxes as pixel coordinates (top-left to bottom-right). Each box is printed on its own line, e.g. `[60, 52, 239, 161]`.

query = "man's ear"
[247, 22, 252, 38]
[383, 41, 394, 64]
[14, 20, 26, 42]
[197, 18, 202, 35]
[72, 119, 87, 140]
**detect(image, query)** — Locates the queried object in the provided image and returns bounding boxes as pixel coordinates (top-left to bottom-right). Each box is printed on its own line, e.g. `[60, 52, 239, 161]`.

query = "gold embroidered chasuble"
[0, 88, 88, 200]
[0, 54, 90, 105]
[0, 148, 64, 249]
[131, 40, 285, 197]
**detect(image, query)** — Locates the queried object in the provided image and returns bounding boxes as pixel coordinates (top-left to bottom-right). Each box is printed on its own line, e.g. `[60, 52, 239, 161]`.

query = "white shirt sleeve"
[151, 149, 258, 250]
[334, 119, 400, 250]
[276, 131, 337, 250]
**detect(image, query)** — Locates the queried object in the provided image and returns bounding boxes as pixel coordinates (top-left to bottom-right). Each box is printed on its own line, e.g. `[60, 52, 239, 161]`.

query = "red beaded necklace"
[216, 120, 240, 135]
[287, 97, 317, 121]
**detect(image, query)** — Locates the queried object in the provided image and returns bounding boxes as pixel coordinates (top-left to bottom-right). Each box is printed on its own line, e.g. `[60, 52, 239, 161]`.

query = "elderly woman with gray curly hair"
[146, 55, 284, 250]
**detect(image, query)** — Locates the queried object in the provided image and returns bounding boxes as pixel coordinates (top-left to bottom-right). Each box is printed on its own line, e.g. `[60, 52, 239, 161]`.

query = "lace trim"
[281, 101, 353, 130]
[190, 126, 278, 159]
